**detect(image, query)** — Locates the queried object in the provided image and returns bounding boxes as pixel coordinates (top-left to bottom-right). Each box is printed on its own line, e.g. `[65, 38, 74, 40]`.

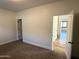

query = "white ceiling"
[0, 0, 62, 11]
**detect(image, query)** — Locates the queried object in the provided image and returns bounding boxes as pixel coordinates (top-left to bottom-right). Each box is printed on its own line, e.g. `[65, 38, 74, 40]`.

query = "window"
[61, 21, 67, 28]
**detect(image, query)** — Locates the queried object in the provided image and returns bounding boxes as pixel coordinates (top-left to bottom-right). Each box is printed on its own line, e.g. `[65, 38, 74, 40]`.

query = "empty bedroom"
[0, 0, 79, 59]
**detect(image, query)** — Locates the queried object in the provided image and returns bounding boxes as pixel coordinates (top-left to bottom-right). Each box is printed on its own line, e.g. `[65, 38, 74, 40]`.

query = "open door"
[66, 11, 74, 59]
[17, 19, 23, 41]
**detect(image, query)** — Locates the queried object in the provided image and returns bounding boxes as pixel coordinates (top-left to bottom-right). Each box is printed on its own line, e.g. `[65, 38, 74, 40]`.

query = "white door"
[66, 11, 74, 59]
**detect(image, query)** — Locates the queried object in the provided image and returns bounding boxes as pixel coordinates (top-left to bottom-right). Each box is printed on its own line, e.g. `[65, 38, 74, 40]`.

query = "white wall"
[0, 8, 17, 45]
[52, 16, 58, 42]
[17, 0, 79, 50]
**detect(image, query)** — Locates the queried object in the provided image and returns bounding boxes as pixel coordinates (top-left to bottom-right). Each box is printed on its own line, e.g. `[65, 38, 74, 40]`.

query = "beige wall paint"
[17, 0, 79, 51]
[0, 8, 17, 45]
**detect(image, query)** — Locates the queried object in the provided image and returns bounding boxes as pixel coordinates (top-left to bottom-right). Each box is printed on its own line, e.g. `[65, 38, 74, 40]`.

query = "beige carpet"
[0, 40, 66, 59]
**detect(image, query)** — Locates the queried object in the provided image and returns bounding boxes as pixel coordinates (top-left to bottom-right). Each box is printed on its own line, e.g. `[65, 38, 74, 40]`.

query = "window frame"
[61, 21, 68, 28]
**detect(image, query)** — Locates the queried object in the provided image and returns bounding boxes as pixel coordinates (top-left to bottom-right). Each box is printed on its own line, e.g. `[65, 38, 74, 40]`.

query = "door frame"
[17, 19, 23, 41]
[52, 14, 68, 50]
[51, 11, 74, 59]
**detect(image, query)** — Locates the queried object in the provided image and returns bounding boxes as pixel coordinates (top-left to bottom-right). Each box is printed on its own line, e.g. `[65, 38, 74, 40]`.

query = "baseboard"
[23, 40, 52, 50]
[0, 39, 17, 45]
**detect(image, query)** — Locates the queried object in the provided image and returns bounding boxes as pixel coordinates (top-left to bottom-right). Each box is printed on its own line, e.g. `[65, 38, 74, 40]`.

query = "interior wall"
[52, 16, 58, 42]
[0, 8, 17, 45]
[17, 0, 79, 50]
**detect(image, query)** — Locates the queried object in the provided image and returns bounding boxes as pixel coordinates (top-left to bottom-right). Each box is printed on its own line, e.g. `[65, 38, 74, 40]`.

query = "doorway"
[17, 19, 23, 41]
[52, 15, 68, 53]
[52, 11, 74, 59]
[59, 16, 68, 48]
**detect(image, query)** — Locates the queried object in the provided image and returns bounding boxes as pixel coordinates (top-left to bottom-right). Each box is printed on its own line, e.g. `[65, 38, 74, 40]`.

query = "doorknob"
[68, 42, 74, 44]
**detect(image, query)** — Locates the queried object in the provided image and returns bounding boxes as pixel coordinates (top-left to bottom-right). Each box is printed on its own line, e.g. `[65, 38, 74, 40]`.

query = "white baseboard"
[23, 40, 51, 50]
[0, 39, 17, 45]
[0, 39, 52, 51]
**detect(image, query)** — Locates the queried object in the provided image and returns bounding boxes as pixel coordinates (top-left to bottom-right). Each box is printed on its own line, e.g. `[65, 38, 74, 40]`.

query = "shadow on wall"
[72, 13, 79, 59]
